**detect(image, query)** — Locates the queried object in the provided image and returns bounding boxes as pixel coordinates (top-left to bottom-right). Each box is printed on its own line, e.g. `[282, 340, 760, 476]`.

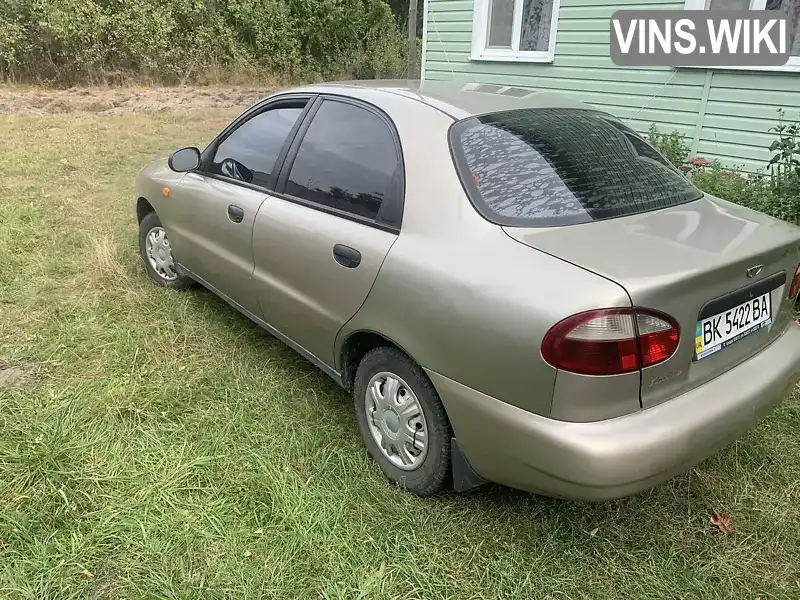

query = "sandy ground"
[0, 85, 275, 116]
[0, 362, 36, 390]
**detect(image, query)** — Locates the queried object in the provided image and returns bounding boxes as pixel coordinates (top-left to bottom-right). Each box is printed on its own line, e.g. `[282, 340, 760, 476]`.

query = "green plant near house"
[689, 161, 796, 223]
[769, 109, 800, 177]
[648, 123, 691, 170]
[648, 116, 800, 228]
[767, 109, 800, 204]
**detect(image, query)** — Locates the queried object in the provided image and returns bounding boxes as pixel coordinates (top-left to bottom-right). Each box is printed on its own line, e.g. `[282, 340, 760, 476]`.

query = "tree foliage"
[0, 0, 407, 83]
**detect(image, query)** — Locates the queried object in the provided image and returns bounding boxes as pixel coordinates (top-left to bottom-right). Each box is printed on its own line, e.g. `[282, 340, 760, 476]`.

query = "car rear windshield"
[449, 108, 703, 227]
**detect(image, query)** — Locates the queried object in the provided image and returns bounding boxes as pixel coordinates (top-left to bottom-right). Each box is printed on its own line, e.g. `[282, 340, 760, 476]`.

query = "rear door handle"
[333, 244, 361, 268]
[227, 205, 244, 223]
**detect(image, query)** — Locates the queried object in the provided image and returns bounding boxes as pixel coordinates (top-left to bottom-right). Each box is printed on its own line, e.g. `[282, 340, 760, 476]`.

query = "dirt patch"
[0, 86, 276, 116]
[0, 363, 37, 390]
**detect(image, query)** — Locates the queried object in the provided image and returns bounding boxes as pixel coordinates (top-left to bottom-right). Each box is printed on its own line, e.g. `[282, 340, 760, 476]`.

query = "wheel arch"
[136, 197, 155, 224]
[339, 329, 418, 393]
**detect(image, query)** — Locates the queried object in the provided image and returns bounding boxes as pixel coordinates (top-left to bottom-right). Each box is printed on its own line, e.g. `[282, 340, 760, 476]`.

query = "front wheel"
[138, 212, 193, 290]
[353, 347, 452, 496]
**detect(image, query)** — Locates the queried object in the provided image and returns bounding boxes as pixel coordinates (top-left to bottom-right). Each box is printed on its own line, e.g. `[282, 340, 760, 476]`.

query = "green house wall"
[421, 0, 800, 172]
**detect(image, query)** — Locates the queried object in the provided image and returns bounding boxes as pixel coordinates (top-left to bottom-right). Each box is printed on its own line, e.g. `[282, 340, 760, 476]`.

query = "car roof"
[291, 80, 593, 120]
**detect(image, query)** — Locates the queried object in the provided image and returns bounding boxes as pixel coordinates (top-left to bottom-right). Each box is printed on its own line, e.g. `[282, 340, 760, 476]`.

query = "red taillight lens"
[790, 264, 800, 299]
[541, 309, 640, 375]
[636, 312, 680, 367]
[542, 308, 680, 376]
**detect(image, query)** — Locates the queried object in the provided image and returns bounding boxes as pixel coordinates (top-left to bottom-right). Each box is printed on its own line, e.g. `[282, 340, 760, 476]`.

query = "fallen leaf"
[243, 550, 252, 558]
[588, 527, 599, 537]
[710, 512, 733, 535]
[78, 569, 94, 580]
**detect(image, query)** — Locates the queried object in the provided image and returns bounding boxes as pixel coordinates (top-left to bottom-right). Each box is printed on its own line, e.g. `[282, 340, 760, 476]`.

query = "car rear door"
[165, 95, 313, 316]
[251, 97, 403, 368]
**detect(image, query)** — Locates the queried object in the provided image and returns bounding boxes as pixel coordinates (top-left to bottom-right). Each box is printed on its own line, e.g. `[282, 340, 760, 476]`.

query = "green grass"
[1, 106, 799, 600]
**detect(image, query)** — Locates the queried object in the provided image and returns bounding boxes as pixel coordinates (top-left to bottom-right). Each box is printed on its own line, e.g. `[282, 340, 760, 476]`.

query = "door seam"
[333, 234, 402, 371]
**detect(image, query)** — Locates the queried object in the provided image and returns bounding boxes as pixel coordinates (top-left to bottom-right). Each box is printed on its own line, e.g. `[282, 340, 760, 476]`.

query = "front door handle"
[333, 244, 361, 268]
[227, 205, 244, 223]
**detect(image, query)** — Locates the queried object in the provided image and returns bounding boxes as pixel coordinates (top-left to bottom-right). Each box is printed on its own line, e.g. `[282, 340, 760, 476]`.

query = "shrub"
[0, 20, 29, 79]
[288, 0, 406, 80]
[28, 0, 110, 80]
[648, 117, 800, 227]
[225, 0, 300, 77]
[690, 162, 800, 225]
[767, 108, 800, 205]
[0, 0, 407, 84]
[647, 124, 691, 170]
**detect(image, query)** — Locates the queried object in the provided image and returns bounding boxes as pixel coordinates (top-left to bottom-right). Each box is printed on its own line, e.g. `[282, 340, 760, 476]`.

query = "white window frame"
[470, 0, 561, 62]
[683, 0, 800, 72]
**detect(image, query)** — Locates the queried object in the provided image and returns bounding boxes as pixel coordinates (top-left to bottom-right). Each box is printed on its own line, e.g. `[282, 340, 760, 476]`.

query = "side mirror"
[168, 147, 201, 172]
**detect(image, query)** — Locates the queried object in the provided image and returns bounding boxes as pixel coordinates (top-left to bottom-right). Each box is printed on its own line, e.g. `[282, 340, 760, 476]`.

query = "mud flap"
[451, 437, 488, 492]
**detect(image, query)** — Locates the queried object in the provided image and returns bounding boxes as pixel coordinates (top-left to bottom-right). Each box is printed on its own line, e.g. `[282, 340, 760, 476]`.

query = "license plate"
[695, 293, 772, 360]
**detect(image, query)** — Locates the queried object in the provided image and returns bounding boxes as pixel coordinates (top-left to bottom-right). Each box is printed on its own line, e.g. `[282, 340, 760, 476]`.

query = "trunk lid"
[505, 195, 800, 408]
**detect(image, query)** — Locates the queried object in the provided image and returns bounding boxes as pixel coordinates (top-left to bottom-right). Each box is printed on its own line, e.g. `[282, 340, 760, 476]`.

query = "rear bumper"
[427, 323, 800, 501]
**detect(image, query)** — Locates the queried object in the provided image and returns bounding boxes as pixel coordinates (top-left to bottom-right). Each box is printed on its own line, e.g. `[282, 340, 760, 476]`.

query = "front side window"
[284, 100, 402, 223]
[450, 108, 703, 227]
[684, 0, 800, 70]
[471, 0, 560, 62]
[210, 104, 305, 188]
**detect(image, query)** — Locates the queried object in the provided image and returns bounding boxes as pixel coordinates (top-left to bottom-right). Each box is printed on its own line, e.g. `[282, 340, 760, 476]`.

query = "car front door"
[166, 96, 312, 316]
[251, 97, 404, 367]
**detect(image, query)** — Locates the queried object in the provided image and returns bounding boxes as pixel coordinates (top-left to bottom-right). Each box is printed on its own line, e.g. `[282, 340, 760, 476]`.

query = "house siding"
[422, 0, 800, 172]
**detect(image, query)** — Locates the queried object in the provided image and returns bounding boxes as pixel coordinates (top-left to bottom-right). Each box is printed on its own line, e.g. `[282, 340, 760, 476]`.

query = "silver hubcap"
[365, 372, 428, 470]
[145, 227, 177, 281]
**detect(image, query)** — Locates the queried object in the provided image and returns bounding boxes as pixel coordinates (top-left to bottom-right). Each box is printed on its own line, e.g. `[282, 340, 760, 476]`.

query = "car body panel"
[164, 172, 268, 315]
[332, 87, 633, 416]
[343, 227, 634, 416]
[252, 196, 397, 367]
[135, 159, 184, 220]
[550, 369, 641, 422]
[504, 195, 800, 408]
[297, 80, 591, 120]
[428, 323, 800, 501]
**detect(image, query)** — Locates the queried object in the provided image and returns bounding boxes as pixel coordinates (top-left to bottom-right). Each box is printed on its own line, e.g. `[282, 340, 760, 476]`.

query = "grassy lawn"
[1, 89, 799, 600]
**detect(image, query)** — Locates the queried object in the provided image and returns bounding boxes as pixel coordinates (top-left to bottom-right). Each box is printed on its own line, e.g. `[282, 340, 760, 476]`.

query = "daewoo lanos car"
[135, 81, 800, 500]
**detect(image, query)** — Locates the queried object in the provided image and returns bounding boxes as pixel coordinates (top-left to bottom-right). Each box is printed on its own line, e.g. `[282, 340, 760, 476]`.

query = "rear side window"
[284, 100, 402, 223]
[450, 108, 703, 227]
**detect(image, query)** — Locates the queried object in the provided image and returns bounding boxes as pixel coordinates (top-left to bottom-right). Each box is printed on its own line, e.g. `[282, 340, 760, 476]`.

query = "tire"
[353, 347, 452, 496]
[138, 212, 193, 290]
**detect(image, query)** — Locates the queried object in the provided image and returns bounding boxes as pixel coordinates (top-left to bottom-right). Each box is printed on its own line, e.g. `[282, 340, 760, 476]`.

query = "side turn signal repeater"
[162, 187, 171, 197]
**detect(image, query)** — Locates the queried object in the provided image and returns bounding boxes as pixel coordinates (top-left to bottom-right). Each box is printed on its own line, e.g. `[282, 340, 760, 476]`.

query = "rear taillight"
[542, 308, 680, 376]
[636, 312, 681, 367]
[790, 264, 800, 299]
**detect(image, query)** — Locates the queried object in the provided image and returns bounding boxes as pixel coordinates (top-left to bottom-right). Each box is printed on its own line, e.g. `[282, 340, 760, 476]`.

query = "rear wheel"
[138, 212, 193, 290]
[353, 347, 451, 496]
